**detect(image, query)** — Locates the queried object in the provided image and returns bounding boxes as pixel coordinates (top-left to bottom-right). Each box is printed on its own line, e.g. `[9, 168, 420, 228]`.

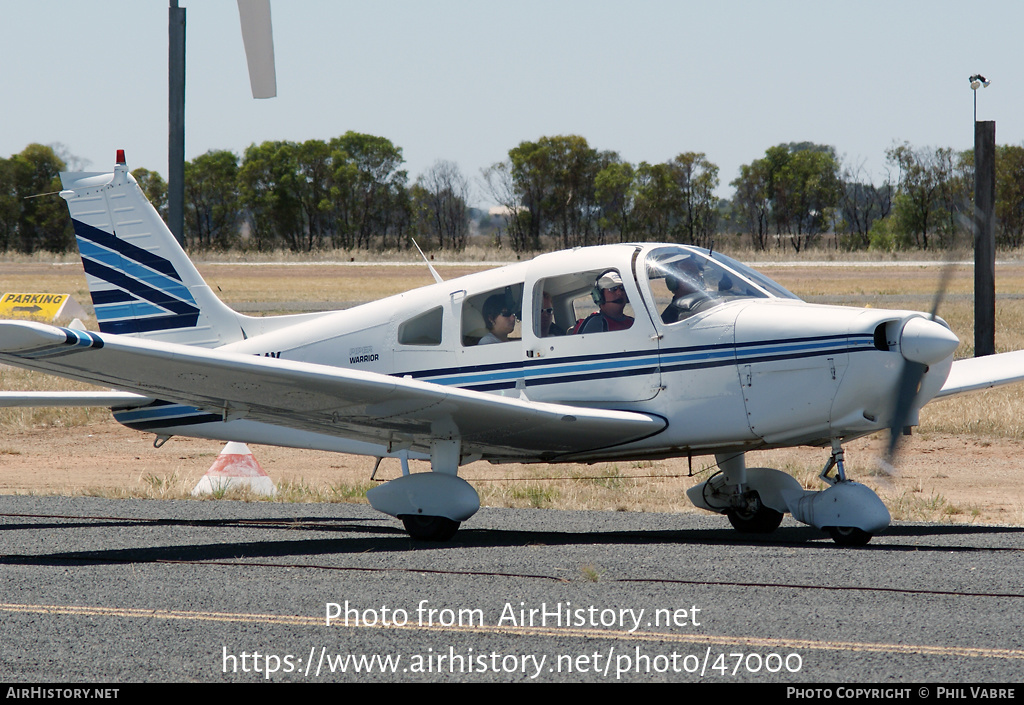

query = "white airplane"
[3, 153, 1024, 545]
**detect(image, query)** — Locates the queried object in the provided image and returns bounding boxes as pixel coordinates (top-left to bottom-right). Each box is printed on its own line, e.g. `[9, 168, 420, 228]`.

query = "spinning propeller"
[883, 262, 959, 467]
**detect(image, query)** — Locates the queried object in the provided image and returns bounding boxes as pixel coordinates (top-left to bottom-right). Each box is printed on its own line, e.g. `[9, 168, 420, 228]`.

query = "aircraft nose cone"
[900, 316, 959, 365]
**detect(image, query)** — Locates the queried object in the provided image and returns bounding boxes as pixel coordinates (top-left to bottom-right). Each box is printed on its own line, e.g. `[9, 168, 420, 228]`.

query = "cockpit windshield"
[644, 246, 801, 324]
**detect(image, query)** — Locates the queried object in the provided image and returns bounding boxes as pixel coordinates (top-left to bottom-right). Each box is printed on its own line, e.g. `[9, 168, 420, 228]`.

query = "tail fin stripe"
[95, 301, 168, 319]
[98, 313, 201, 335]
[71, 219, 182, 281]
[76, 238, 194, 301]
[91, 289, 136, 305]
[82, 258, 199, 315]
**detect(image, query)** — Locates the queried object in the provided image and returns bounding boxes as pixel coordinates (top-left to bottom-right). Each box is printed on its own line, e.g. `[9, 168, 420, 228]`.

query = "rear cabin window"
[462, 284, 523, 346]
[398, 307, 443, 346]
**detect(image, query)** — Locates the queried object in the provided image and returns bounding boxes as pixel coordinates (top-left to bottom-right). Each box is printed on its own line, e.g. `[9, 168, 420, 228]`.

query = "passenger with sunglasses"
[540, 292, 565, 337]
[479, 293, 518, 344]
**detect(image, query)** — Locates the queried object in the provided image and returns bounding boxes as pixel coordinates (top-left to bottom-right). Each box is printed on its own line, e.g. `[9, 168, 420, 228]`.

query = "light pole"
[971, 73, 995, 357]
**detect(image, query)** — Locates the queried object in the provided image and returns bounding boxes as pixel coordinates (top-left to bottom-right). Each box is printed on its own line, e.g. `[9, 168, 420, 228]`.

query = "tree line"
[4, 133, 1024, 254]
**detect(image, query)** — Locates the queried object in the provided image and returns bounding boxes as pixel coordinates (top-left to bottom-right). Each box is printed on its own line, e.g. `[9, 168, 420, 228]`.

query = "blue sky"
[2, 1, 1021, 204]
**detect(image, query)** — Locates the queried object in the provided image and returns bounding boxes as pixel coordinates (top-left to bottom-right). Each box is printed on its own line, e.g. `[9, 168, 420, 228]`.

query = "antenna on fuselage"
[411, 239, 444, 284]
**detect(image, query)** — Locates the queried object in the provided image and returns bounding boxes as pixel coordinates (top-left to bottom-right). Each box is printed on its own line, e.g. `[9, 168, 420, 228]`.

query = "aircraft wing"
[935, 351, 1024, 398]
[0, 321, 666, 460]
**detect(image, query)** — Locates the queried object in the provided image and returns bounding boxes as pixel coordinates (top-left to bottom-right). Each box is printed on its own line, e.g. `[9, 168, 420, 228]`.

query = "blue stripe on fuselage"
[394, 334, 876, 391]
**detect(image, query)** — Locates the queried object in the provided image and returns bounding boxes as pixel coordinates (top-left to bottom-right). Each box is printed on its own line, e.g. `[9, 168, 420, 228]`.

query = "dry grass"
[922, 386, 1024, 440]
[198, 263, 487, 306]
[11, 437, 995, 526]
[0, 367, 111, 429]
[471, 460, 696, 514]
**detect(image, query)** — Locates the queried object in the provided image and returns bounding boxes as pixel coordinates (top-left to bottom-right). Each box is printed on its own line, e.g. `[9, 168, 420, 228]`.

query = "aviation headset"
[591, 270, 624, 305]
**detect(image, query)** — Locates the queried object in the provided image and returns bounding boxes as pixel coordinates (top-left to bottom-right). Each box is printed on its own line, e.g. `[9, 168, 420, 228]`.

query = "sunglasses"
[499, 310, 517, 318]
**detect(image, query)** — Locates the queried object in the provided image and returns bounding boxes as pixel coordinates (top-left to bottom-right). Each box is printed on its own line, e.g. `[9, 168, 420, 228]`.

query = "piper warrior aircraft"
[3, 153, 1023, 545]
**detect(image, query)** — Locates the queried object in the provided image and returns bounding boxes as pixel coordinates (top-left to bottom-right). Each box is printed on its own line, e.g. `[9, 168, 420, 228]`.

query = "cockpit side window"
[645, 246, 779, 325]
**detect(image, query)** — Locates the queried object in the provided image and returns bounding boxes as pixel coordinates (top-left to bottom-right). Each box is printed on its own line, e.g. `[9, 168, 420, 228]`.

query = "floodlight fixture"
[969, 74, 990, 121]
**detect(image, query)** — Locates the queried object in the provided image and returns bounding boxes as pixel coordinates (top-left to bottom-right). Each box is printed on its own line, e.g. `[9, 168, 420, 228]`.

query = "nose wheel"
[400, 514, 461, 541]
[826, 526, 872, 546]
[808, 441, 886, 546]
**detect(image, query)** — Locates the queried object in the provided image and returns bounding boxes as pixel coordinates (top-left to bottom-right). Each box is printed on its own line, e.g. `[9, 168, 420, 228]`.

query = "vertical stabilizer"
[59, 152, 245, 347]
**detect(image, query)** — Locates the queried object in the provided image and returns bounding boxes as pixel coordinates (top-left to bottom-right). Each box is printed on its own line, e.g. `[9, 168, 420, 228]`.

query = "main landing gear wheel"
[401, 515, 461, 541]
[827, 526, 872, 546]
[726, 494, 784, 534]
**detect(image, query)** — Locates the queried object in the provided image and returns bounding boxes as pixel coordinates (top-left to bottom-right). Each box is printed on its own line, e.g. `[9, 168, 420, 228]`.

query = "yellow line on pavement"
[2, 602, 1021, 660]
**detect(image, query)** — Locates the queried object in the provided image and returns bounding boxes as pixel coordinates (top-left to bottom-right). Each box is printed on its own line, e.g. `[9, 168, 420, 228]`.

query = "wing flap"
[0, 321, 666, 459]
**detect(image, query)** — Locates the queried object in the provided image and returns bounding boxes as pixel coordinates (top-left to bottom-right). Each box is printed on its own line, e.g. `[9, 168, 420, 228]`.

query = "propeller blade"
[929, 259, 956, 321]
[886, 360, 926, 464]
[237, 0, 277, 99]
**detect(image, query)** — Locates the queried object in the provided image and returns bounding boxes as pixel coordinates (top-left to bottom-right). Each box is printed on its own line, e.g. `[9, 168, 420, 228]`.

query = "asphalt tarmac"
[1, 495, 1022, 684]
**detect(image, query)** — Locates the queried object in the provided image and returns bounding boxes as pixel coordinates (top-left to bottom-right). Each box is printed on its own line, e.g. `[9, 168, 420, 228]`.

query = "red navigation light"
[115, 149, 126, 165]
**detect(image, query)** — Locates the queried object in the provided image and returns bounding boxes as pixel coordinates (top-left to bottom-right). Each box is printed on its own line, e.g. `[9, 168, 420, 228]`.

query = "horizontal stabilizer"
[0, 391, 149, 408]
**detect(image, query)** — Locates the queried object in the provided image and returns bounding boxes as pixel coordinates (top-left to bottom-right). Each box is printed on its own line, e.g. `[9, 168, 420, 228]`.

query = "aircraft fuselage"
[111, 244, 955, 464]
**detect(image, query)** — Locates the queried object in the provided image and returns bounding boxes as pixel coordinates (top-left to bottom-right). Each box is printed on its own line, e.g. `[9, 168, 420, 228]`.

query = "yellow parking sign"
[0, 293, 86, 321]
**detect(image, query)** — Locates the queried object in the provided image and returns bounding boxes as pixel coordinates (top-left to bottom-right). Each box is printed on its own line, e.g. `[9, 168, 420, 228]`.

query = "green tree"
[995, 145, 1024, 248]
[238, 140, 304, 251]
[328, 132, 408, 250]
[183, 151, 238, 250]
[837, 162, 892, 251]
[765, 144, 841, 252]
[668, 152, 719, 247]
[634, 161, 675, 241]
[238, 134, 408, 252]
[507, 135, 612, 249]
[412, 160, 470, 250]
[132, 167, 169, 225]
[594, 161, 636, 243]
[0, 144, 72, 253]
[506, 139, 552, 250]
[0, 157, 18, 251]
[884, 142, 969, 250]
[730, 159, 771, 250]
[633, 153, 719, 247]
[294, 139, 335, 251]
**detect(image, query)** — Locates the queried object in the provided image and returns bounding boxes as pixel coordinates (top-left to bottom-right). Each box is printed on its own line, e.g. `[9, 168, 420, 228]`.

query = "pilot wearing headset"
[661, 256, 714, 324]
[575, 270, 634, 334]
